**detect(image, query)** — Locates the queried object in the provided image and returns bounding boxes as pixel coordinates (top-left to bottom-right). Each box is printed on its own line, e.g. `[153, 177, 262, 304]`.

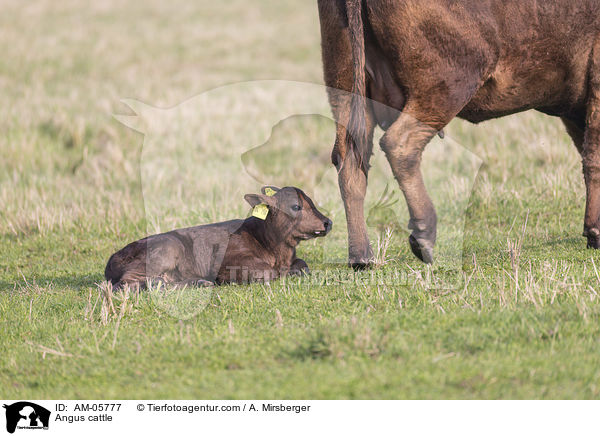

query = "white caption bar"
[0, 400, 597, 435]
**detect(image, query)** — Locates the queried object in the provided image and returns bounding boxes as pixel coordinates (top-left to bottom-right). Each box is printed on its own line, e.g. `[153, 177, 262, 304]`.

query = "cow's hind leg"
[581, 37, 600, 248]
[380, 76, 492, 263]
[336, 114, 377, 269]
[318, 0, 377, 269]
[380, 112, 440, 263]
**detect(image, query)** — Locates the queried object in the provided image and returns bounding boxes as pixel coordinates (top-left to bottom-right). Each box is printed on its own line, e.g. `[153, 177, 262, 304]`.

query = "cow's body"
[105, 187, 332, 287]
[318, 0, 600, 265]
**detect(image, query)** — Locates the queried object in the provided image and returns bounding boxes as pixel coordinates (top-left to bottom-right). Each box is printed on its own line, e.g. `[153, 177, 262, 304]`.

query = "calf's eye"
[291, 204, 301, 212]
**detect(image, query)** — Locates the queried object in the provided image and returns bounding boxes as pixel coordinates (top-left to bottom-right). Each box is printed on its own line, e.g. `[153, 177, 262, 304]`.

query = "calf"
[105, 186, 332, 288]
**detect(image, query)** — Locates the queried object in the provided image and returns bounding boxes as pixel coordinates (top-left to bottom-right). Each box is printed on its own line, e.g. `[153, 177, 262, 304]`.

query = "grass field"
[2, 0, 600, 399]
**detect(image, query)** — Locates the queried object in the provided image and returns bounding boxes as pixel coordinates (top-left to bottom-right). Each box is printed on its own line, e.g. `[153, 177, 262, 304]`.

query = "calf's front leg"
[288, 258, 310, 276]
[146, 277, 215, 289]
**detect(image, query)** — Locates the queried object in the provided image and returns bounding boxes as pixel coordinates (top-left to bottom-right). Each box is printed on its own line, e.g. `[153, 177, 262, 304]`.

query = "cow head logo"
[115, 80, 482, 294]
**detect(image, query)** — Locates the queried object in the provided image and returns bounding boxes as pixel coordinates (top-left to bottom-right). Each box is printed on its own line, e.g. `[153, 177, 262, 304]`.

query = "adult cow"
[318, 0, 600, 267]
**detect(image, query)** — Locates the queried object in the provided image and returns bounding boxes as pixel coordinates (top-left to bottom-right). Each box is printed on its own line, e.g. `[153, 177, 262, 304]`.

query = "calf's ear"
[244, 193, 275, 207]
[261, 186, 280, 196]
[244, 194, 263, 207]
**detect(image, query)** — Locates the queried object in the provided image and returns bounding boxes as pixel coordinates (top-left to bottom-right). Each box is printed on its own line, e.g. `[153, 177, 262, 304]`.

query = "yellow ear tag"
[264, 187, 277, 197]
[252, 203, 269, 220]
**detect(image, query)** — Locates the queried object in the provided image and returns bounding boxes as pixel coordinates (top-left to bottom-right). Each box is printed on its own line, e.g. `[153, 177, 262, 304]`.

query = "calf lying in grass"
[105, 186, 332, 288]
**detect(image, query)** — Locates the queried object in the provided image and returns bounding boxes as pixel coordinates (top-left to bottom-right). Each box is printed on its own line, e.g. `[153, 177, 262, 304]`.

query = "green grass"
[2, 0, 600, 399]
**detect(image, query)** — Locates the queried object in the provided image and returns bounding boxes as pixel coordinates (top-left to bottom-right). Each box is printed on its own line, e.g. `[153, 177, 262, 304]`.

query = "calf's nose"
[324, 219, 333, 233]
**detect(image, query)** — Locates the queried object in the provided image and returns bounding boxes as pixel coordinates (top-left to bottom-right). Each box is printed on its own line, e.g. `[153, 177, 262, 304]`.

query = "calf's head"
[244, 186, 332, 244]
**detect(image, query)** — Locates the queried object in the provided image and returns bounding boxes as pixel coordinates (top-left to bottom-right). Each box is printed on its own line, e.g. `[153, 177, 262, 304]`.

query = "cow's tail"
[345, 0, 369, 174]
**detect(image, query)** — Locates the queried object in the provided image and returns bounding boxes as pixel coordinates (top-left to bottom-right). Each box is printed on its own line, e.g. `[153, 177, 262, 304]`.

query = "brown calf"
[105, 186, 332, 288]
[318, 0, 600, 266]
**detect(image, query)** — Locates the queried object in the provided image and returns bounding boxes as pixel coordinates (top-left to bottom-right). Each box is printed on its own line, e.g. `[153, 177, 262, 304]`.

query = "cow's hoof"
[349, 260, 373, 270]
[585, 228, 600, 249]
[349, 246, 374, 270]
[409, 234, 434, 264]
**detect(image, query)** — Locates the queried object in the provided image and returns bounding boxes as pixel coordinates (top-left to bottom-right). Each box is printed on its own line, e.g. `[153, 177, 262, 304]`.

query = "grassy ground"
[2, 0, 600, 399]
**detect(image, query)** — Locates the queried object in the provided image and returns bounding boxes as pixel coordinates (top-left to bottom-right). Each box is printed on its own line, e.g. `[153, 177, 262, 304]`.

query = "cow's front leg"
[380, 113, 438, 263]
